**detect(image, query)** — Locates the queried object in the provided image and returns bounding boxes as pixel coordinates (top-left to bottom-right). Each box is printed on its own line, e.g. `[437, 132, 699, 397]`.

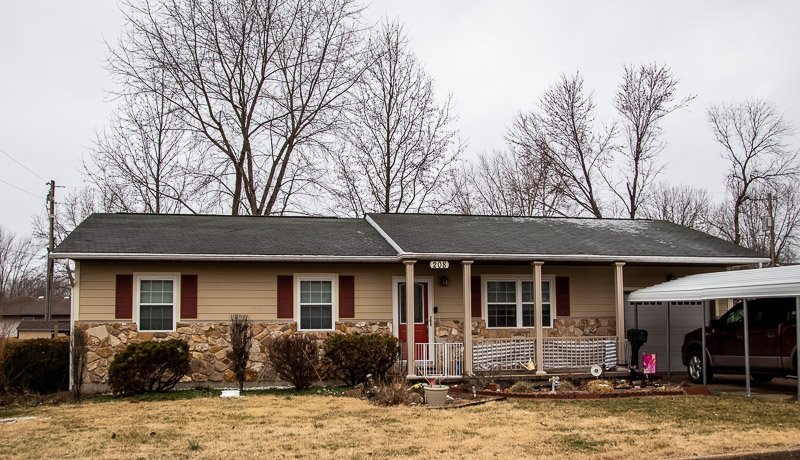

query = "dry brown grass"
[1, 393, 799, 459]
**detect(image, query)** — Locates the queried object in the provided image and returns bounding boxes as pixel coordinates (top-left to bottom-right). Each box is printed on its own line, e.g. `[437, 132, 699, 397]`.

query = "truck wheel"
[687, 349, 712, 384]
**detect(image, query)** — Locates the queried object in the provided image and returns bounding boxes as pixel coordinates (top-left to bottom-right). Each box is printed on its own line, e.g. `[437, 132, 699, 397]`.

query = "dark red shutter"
[338, 275, 355, 318]
[181, 275, 198, 319]
[556, 276, 570, 317]
[471, 276, 481, 317]
[115, 274, 133, 319]
[277, 275, 294, 319]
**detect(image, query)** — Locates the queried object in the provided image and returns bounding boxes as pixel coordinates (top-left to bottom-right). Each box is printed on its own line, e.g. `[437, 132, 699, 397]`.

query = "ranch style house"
[53, 213, 767, 387]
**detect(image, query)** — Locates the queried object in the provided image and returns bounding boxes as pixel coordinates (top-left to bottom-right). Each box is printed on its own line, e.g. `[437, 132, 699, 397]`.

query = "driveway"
[663, 372, 799, 400]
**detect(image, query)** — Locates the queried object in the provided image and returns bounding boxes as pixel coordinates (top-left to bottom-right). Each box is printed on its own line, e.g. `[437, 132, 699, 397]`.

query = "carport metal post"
[796, 296, 799, 403]
[702, 300, 707, 386]
[744, 298, 751, 397]
[666, 303, 671, 379]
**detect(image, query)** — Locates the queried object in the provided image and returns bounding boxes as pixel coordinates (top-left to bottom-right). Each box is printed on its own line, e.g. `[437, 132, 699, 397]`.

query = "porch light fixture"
[439, 276, 449, 287]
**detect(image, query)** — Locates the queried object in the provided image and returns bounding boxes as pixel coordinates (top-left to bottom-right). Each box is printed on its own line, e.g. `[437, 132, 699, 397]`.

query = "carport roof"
[628, 264, 800, 301]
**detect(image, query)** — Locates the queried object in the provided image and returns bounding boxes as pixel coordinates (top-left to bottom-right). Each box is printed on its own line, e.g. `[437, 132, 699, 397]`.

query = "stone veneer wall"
[78, 320, 392, 386]
[434, 317, 617, 342]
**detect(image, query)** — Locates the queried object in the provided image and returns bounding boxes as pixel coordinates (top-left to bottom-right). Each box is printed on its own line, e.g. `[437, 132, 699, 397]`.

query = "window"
[137, 277, 176, 331]
[297, 277, 336, 330]
[485, 278, 553, 328]
[399, 282, 424, 324]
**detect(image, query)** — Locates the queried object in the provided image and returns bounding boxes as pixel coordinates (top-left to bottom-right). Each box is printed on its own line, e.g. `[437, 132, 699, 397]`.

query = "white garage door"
[624, 301, 706, 373]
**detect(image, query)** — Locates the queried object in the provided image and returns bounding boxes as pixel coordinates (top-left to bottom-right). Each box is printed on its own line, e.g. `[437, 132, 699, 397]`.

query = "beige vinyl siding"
[77, 261, 403, 322]
[77, 260, 728, 324]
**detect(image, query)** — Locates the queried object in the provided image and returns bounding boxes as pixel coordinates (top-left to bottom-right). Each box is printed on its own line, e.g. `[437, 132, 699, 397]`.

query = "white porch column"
[462, 260, 474, 375]
[404, 259, 416, 378]
[533, 261, 546, 375]
[614, 261, 626, 364]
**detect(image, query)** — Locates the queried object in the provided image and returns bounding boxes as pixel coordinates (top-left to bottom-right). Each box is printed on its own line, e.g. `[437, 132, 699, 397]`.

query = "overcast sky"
[1, 0, 799, 237]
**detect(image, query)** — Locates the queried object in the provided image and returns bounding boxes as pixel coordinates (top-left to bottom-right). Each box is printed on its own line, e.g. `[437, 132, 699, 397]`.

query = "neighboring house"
[0, 296, 71, 339]
[52, 213, 767, 387]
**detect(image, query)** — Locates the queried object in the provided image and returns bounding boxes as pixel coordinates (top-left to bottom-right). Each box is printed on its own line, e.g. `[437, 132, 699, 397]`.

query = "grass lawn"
[1, 391, 799, 459]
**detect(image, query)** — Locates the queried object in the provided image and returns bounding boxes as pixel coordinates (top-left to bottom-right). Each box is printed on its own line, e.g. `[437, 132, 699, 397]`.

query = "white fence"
[473, 338, 536, 371]
[403, 336, 623, 378]
[542, 337, 618, 369]
[413, 342, 465, 378]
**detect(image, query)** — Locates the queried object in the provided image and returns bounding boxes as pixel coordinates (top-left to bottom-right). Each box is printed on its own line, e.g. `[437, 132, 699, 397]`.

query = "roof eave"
[52, 251, 768, 265]
[398, 252, 767, 265]
[51, 252, 401, 263]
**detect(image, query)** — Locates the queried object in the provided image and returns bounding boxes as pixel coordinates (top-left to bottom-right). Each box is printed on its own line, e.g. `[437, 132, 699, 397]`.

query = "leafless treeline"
[62, 0, 800, 264]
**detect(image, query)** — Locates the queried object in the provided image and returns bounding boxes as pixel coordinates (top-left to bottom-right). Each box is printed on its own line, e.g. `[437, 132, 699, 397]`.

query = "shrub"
[364, 375, 419, 406]
[228, 314, 252, 392]
[509, 381, 535, 393]
[266, 334, 320, 390]
[2, 339, 69, 394]
[71, 328, 88, 401]
[323, 333, 399, 386]
[108, 339, 191, 395]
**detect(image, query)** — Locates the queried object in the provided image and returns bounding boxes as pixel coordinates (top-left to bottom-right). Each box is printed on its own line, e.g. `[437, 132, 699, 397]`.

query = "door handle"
[766, 331, 776, 339]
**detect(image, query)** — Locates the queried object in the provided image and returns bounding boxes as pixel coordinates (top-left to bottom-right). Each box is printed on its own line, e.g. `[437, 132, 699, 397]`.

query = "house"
[0, 296, 71, 339]
[52, 213, 766, 387]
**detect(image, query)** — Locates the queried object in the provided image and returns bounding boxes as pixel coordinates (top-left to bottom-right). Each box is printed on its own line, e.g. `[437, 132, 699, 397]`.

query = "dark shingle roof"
[0, 297, 71, 317]
[54, 214, 398, 259]
[53, 212, 766, 263]
[367, 213, 764, 261]
[16, 320, 70, 332]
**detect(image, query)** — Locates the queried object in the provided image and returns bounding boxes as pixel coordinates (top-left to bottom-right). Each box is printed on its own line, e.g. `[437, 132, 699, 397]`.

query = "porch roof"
[627, 264, 800, 301]
[366, 213, 766, 264]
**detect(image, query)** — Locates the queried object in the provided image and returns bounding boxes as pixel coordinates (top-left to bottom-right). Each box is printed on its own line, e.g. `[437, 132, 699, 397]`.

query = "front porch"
[403, 336, 629, 380]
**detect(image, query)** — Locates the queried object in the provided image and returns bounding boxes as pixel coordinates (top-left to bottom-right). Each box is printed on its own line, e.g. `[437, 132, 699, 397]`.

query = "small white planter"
[423, 384, 449, 406]
[220, 389, 241, 398]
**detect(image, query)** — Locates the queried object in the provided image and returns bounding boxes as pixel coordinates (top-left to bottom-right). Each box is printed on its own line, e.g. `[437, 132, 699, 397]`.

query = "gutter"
[51, 251, 767, 266]
[51, 253, 402, 263]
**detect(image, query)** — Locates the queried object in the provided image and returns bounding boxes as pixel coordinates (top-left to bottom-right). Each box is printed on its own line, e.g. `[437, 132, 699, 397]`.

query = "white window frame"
[482, 275, 555, 329]
[295, 274, 338, 332]
[134, 273, 180, 333]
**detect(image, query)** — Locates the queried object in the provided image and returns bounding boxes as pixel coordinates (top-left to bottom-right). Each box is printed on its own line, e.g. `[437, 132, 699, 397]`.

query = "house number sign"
[429, 261, 449, 269]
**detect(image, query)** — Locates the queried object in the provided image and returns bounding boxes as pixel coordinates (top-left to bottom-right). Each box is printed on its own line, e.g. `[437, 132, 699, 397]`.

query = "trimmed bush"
[109, 339, 190, 395]
[323, 333, 398, 386]
[266, 334, 320, 390]
[2, 339, 69, 394]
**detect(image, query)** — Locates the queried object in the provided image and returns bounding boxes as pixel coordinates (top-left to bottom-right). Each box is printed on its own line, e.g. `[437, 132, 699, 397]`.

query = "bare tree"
[444, 150, 565, 217]
[109, 0, 366, 216]
[507, 72, 614, 217]
[86, 73, 214, 214]
[641, 183, 711, 231]
[710, 181, 800, 264]
[707, 98, 799, 245]
[611, 63, 695, 218]
[330, 21, 460, 216]
[0, 227, 42, 303]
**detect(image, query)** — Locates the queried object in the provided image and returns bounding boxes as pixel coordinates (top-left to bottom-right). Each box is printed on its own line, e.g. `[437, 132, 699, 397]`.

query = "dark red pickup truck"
[681, 298, 798, 383]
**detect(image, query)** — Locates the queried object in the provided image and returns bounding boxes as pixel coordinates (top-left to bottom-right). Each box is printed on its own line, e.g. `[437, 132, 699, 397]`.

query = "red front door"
[398, 282, 429, 346]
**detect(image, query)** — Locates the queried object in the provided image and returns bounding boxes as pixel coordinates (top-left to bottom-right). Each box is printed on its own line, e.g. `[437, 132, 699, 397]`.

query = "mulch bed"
[450, 385, 702, 400]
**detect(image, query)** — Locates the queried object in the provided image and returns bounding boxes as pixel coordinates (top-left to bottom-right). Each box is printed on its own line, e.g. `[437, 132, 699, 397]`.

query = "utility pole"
[767, 192, 776, 267]
[45, 180, 55, 322]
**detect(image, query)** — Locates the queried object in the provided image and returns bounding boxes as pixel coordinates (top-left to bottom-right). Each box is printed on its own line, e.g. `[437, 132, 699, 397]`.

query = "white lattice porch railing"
[542, 336, 618, 369]
[472, 338, 536, 371]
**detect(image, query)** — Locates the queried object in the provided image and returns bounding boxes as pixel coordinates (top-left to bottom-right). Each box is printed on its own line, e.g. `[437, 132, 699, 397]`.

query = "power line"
[0, 146, 47, 182]
[0, 177, 40, 198]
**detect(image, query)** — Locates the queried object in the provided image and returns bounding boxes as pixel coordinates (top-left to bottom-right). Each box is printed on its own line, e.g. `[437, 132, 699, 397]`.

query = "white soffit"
[628, 265, 800, 302]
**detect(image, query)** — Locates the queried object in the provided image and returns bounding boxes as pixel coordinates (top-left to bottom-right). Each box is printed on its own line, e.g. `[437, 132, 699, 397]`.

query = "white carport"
[628, 265, 800, 400]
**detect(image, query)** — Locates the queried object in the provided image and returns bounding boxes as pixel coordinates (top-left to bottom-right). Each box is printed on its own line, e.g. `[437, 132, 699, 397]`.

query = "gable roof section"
[54, 214, 399, 261]
[366, 213, 766, 264]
